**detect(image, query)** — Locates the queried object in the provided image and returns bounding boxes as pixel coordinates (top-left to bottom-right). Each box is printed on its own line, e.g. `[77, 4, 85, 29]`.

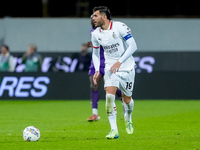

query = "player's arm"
[91, 32, 100, 85]
[92, 46, 100, 72]
[111, 23, 137, 73]
[118, 23, 137, 64]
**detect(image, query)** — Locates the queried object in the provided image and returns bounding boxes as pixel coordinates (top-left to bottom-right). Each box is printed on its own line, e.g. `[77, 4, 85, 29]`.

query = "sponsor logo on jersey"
[103, 43, 120, 54]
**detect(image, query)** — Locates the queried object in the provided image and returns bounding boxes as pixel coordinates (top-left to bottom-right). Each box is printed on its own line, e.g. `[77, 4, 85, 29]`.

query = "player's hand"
[87, 41, 93, 48]
[93, 71, 100, 85]
[110, 61, 121, 73]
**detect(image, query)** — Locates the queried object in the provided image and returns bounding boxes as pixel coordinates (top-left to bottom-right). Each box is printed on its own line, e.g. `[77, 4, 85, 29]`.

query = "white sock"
[106, 94, 118, 132]
[92, 108, 98, 115]
[123, 99, 134, 122]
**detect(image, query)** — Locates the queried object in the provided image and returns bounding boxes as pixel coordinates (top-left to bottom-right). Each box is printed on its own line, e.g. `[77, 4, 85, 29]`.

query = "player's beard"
[95, 17, 104, 28]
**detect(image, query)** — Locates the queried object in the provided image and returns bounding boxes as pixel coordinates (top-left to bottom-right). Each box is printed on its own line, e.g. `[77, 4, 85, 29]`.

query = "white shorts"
[104, 69, 135, 97]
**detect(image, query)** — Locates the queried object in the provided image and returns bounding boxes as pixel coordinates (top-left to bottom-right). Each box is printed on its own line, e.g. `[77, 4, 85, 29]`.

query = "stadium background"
[0, 0, 200, 100]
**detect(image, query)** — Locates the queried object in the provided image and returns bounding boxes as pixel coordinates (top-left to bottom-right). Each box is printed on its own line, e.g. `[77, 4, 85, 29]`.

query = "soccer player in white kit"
[91, 6, 137, 139]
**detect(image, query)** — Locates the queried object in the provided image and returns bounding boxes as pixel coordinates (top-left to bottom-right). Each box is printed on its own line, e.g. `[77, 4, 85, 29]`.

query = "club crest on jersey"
[112, 32, 117, 39]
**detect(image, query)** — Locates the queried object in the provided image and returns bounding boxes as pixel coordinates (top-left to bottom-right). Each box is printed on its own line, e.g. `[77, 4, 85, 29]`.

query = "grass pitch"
[0, 100, 199, 150]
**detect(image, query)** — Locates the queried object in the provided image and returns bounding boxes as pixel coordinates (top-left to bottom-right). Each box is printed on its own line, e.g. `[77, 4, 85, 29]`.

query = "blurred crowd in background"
[0, 43, 92, 73]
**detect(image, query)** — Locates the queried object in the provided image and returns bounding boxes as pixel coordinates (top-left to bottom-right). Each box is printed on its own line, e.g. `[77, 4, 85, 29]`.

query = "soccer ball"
[23, 126, 40, 142]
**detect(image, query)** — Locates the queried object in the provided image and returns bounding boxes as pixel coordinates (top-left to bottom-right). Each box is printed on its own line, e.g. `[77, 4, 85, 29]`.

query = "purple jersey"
[89, 28, 105, 76]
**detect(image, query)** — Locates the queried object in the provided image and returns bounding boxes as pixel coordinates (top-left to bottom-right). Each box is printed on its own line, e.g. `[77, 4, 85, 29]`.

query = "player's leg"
[120, 69, 135, 134]
[116, 89, 122, 99]
[122, 93, 134, 134]
[105, 86, 119, 139]
[87, 74, 102, 121]
[104, 70, 120, 139]
[116, 88, 126, 118]
[122, 93, 134, 121]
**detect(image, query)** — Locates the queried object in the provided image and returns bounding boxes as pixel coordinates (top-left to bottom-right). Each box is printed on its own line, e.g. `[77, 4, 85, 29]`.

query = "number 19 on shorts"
[125, 82, 133, 90]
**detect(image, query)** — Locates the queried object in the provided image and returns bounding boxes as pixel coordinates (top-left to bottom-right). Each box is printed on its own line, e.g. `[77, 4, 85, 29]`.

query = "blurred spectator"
[22, 44, 43, 72]
[0, 45, 15, 72]
[74, 43, 91, 71]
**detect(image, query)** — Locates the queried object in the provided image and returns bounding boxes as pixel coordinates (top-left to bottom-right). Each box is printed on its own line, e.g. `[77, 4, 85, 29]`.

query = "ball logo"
[28, 128, 39, 137]
[0, 76, 50, 97]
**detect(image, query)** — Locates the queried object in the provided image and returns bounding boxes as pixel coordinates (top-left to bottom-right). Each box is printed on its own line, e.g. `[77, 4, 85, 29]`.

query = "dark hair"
[93, 6, 112, 20]
[29, 44, 37, 52]
[1, 44, 9, 51]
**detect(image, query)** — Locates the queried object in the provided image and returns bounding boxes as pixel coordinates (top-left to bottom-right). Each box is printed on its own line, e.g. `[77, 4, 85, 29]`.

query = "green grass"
[0, 100, 199, 150]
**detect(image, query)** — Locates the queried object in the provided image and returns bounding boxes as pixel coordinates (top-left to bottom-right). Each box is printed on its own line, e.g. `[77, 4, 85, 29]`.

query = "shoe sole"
[87, 116, 100, 122]
[106, 135, 119, 139]
[126, 130, 134, 134]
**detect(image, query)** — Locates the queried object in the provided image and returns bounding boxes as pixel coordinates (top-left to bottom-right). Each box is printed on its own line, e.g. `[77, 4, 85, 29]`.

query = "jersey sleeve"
[118, 22, 137, 63]
[91, 31, 100, 72]
[91, 31, 100, 49]
[118, 22, 133, 41]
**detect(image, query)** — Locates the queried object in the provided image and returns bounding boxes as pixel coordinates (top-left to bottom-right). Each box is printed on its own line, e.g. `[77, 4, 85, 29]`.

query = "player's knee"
[122, 94, 132, 104]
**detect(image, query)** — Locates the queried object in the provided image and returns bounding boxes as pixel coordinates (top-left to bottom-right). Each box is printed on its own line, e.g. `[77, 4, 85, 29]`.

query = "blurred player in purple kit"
[87, 16, 122, 121]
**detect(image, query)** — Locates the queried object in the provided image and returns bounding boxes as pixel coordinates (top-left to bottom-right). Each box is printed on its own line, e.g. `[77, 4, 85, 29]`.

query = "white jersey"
[92, 20, 137, 72]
